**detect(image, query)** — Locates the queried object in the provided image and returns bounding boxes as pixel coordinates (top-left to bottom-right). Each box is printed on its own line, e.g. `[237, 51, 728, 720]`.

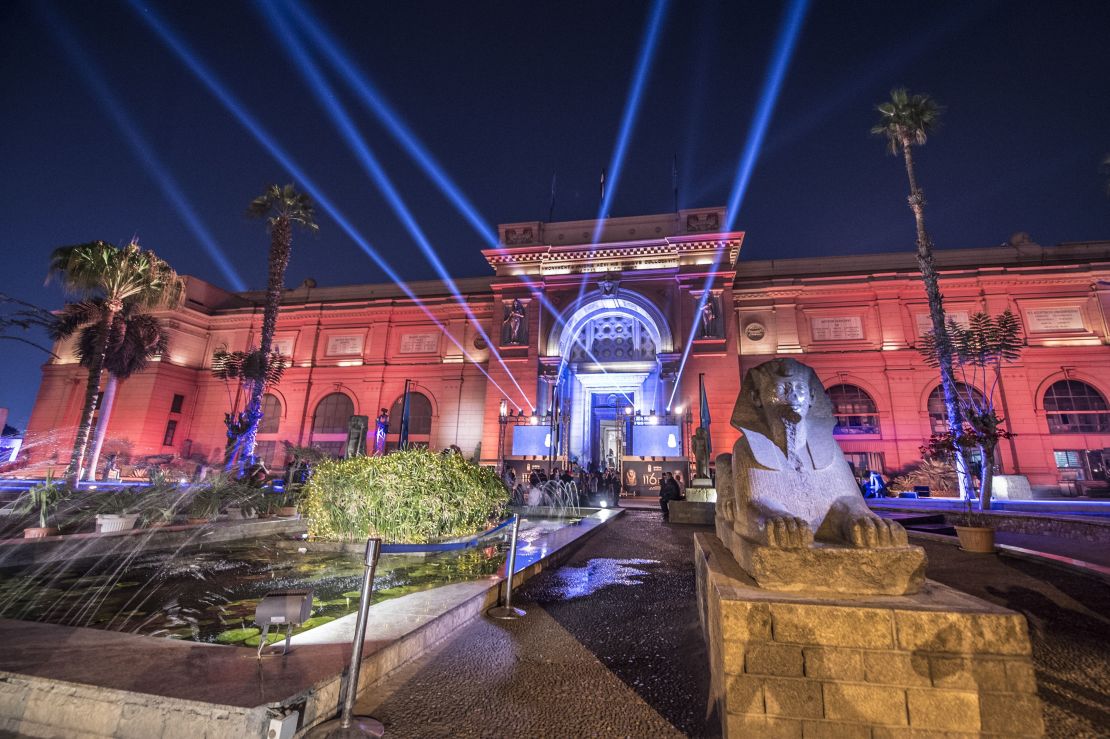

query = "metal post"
[306, 538, 385, 738]
[487, 514, 526, 619]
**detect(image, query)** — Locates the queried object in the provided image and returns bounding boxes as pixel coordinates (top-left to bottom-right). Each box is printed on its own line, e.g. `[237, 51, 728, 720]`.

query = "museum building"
[22, 208, 1110, 494]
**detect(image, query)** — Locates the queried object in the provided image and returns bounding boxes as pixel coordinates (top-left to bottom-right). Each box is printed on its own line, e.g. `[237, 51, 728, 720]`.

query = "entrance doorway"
[591, 392, 632, 470]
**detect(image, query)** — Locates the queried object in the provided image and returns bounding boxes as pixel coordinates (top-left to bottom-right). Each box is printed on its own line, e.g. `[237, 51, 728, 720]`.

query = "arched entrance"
[550, 290, 676, 470]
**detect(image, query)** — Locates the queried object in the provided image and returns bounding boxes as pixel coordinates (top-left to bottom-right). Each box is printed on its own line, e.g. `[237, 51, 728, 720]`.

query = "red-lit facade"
[19, 211, 1110, 493]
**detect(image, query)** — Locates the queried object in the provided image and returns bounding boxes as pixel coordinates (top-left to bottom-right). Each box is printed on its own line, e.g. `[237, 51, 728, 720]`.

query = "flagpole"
[673, 154, 679, 212]
[548, 171, 557, 223]
[399, 379, 411, 449]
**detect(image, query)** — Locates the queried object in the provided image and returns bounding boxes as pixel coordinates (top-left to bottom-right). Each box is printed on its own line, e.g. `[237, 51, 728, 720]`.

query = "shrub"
[303, 448, 508, 542]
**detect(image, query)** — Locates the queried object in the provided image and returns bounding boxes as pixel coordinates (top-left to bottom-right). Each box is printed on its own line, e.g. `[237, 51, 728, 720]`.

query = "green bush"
[303, 448, 507, 543]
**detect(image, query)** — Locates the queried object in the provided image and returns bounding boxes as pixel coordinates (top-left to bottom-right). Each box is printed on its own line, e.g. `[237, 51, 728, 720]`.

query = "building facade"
[19, 211, 1110, 493]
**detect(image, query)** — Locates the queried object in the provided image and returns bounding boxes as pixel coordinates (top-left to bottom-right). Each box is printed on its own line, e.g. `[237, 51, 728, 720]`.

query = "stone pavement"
[358, 509, 714, 737]
[358, 510, 1109, 739]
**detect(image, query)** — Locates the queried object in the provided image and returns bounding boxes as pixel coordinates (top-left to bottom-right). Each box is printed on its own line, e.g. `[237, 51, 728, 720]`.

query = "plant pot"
[225, 506, 244, 521]
[186, 517, 211, 526]
[23, 527, 59, 539]
[955, 525, 995, 553]
[96, 513, 140, 534]
[278, 506, 298, 518]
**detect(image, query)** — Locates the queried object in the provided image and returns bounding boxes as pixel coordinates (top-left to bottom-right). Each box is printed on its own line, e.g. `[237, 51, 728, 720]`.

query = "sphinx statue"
[716, 358, 925, 595]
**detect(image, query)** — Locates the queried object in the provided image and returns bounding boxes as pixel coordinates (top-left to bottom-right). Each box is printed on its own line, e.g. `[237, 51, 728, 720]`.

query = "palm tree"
[871, 88, 974, 497]
[240, 184, 317, 463]
[210, 348, 287, 468]
[47, 239, 182, 483]
[53, 301, 169, 480]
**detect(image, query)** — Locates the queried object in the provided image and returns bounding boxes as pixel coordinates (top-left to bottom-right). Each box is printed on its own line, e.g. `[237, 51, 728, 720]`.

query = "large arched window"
[255, 393, 282, 466]
[312, 392, 354, 457]
[1044, 380, 1110, 434]
[927, 384, 986, 434]
[827, 384, 879, 434]
[259, 393, 282, 434]
[388, 391, 433, 447]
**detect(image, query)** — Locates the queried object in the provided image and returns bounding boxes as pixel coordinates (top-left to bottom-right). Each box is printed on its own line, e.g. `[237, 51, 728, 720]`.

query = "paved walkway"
[358, 511, 1109, 738]
[358, 509, 714, 737]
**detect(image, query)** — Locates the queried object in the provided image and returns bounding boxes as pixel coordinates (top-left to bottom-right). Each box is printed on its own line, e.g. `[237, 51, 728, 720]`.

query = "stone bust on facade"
[716, 358, 925, 595]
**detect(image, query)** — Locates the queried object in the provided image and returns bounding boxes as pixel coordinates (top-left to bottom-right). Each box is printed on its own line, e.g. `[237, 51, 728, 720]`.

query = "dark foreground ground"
[359, 510, 1110, 738]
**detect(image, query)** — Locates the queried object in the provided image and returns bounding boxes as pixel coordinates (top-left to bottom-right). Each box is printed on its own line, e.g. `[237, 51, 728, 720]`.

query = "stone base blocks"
[695, 533, 1044, 738]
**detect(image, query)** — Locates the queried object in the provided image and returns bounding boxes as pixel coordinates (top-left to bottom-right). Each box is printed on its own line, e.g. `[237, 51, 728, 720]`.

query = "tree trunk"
[242, 216, 291, 465]
[84, 374, 119, 481]
[900, 137, 976, 498]
[979, 443, 995, 511]
[66, 309, 114, 484]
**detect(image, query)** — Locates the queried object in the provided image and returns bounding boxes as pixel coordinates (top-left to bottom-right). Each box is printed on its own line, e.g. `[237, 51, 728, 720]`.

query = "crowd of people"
[501, 462, 694, 513]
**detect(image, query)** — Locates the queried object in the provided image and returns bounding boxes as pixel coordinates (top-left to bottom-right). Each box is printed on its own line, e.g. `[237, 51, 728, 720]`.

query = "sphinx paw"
[850, 517, 908, 548]
[766, 516, 813, 549]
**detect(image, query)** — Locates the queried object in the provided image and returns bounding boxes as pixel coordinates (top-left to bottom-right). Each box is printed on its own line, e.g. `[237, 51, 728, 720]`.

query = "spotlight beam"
[260, 0, 533, 411]
[41, 2, 246, 292]
[126, 0, 528, 410]
[591, 0, 669, 243]
[572, 0, 669, 326]
[283, 0, 498, 250]
[668, 0, 809, 411]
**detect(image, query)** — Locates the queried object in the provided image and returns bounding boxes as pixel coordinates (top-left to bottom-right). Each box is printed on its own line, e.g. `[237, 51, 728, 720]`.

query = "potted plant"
[94, 491, 142, 533]
[19, 473, 71, 538]
[954, 496, 995, 553]
[255, 493, 282, 519]
[277, 483, 302, 518]
[186, 484, 222, 525]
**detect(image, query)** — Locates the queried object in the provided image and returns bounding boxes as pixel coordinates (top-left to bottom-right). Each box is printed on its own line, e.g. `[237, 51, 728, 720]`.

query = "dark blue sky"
[1, 0, 1108, 428]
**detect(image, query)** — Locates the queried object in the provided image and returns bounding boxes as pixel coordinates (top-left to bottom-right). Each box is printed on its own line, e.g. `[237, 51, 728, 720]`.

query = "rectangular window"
[170, 394, 185, 413]
[162, 420, 177, 446]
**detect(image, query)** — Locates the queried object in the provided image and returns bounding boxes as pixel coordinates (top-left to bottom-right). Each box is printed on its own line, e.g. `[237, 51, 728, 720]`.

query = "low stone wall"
[695, 533, 1044, 737]
[871, 502, 1110, 545]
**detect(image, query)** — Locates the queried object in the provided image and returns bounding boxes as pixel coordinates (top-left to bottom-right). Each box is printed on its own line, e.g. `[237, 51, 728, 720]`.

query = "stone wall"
[696, 533, 1044, 737]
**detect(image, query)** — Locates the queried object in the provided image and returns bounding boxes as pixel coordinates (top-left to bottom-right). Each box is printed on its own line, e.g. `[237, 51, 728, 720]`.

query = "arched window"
[254, 393, 283, 466]
[1044, 380, 1110, 434]
[312, 392, 354, 457]
[389, 391, 433, 445]
[927, 384, 986, 434]
[259, 394, 282, 434]
[827, 384, 879, 434]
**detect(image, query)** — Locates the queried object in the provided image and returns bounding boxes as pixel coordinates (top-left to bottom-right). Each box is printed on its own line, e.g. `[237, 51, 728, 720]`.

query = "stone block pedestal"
[669, 500, 715, 525]
[695, 533, 1044, 738]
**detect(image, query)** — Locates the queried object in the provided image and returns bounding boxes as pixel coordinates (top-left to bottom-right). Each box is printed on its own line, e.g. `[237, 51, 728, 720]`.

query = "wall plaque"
[400, 333, 439, 354]
[811, 316, 863, 341]
[271, 338, 294, 357]
[915, 310, 968, 338]
[1026, 306, 1084, 333]
[326, 335, 363, 356]
[744, 322, 766, 341]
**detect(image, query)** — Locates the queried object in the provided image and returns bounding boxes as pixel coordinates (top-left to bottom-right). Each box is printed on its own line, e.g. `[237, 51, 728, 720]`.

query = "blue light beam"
[592, 0, 669, 242]
[259, 0, 533, 411]
[573, 0, 669, 322]
[282, 0, 498, 249]
[668, 0, 809, 411]
[126, 0, 529, 410]
[41, 3, 246, 292]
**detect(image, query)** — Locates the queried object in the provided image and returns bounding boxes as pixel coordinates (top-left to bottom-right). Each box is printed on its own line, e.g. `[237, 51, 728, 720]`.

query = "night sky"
[1, 0, 1108, 428]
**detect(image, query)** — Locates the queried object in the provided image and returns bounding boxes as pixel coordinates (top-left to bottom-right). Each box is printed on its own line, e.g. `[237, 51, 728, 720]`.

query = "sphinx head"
[732, 359, 834, 434]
